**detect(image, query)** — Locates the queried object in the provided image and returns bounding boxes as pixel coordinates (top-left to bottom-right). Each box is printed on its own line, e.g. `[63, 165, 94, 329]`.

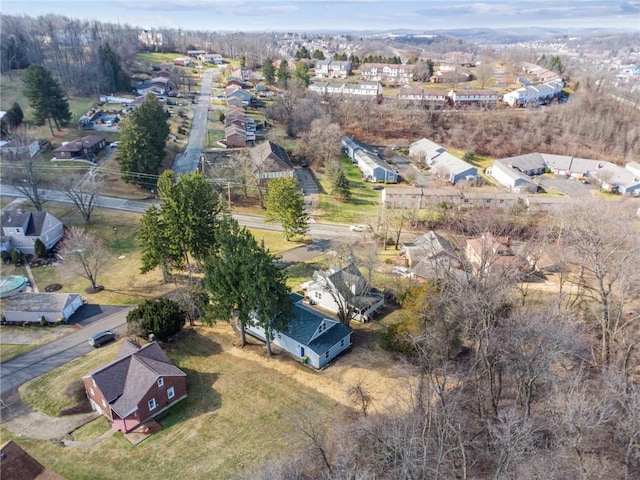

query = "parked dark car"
[89, 330, 116, 348]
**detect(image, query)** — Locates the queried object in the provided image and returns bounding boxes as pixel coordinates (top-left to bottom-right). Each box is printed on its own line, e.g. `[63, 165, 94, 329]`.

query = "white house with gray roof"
[409, 138, 478, 184]
[489, 153, 640, 196]
[502, 80, 564, 107]
[3, 292, 83, 323]
[246, 293, 352, 369]
[1, 210, 64, 255]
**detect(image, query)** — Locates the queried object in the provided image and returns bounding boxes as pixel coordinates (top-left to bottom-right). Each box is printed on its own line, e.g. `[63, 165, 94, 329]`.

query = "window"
[89, 387, 94, 396]
[340, 339, 345, 347]
[148, 398, 157, 411]
[167, 387, 175, 399]
[325, 351, 330, 358]
[157, 377, 164, 388]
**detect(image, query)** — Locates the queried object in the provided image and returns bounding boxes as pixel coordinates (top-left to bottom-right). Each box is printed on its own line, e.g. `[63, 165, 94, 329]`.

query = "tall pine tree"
[117, 94, 169, 187]
[264, 177, 309, 241]
[22, 64, 72, 135]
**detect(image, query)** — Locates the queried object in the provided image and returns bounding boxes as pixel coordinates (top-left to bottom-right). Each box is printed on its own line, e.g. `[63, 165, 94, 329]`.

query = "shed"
[3, 292, 83, 323]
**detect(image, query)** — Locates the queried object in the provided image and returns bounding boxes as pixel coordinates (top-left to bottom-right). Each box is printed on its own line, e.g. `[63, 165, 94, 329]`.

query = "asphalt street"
[0, 307, 132, 397]
[172, 67, 218, 175]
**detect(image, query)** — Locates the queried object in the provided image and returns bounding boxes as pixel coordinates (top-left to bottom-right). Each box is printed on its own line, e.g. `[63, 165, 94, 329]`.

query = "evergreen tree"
[276, 60, 290, 86]
[332, 169, 352, 201]
[293, 61, 310, 87]
[312, 49, 325, 60]
[138, 205, 182, 282]
[117, 94, 169, 187]
[5, 102, 23, 128]
[264, 177, 309, 241]
[126, 298, 186, 341]
[34, 238, 47, 258]
[98, 42, 131, 92]
[138, 170, 221, 281]
[262, 57, 275, 84]
[22, 64, 72, 135]
[203, 216, 291, 349]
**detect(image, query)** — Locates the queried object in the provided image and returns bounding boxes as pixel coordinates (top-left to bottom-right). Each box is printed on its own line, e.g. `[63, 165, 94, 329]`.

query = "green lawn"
[0, 344, 40, 363]
[8, 326, 346, 479]
[315, 157, 381, 224]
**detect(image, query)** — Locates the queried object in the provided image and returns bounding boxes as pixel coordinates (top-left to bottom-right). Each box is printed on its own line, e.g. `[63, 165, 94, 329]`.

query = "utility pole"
[227, 182, 231, 207]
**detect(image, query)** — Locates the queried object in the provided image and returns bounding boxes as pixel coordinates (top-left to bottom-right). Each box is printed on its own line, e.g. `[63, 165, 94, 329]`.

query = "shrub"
[40, 316, 47, 327]
[11, 250, 22, 265]
[34, 238, 47, 258]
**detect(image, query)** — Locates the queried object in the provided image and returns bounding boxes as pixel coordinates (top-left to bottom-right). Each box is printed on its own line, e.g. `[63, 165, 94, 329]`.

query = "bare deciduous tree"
[59, 226, 109, 292]
[59, 173, 101, 223]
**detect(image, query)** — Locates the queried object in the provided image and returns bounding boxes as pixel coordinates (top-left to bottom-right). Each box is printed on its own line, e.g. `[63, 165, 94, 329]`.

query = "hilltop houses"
[502, 80, 564, 107]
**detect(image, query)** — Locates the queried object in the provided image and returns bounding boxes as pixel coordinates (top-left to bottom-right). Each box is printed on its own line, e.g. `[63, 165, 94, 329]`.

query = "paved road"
[0, 307, 132, 397]
[172, 68, 218, 175]
[0, 186, 359, 240]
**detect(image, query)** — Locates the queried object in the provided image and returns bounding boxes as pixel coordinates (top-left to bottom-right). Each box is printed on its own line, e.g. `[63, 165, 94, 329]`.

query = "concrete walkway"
[23, 264, 39, 293]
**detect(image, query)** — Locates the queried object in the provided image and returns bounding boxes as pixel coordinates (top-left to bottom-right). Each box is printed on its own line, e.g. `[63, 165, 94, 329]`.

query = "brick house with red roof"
[82, 341, 187, 433]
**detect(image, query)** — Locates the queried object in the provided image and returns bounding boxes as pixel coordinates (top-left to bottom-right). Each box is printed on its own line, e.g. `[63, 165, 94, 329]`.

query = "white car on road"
[350, 224, 368, 232]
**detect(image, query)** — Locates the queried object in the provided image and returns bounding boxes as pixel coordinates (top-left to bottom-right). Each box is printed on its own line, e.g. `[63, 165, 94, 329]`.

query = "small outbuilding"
[2, 292, 83, 323]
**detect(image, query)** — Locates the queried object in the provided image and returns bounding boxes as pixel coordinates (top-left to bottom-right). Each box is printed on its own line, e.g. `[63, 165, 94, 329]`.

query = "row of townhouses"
[308, 81, 384, 101]
[341, 137, 398, 183]
[488, 154, 640, 196]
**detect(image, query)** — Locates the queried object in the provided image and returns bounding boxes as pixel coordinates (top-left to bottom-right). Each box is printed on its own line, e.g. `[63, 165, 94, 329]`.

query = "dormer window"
[157, 377, 164, 388]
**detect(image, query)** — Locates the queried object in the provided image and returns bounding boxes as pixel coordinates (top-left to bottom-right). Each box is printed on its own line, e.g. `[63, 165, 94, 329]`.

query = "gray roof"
[3, 293, 81, 313]
[86, 341, 186, 417]
[249, 141, 293, 171]
[284, 294, 352, 355]
[1, 210, 58, 236]
[497, 153, 545, 173]
[403, 230, 455, 259]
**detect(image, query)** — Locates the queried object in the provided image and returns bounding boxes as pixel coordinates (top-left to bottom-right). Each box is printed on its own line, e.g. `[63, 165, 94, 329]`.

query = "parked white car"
[350, 224, 368, 232]
[392, 266, 412, 277]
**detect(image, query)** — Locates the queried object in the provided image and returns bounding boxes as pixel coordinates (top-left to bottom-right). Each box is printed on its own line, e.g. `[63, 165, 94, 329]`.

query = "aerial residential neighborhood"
[0, 3, 639, 479]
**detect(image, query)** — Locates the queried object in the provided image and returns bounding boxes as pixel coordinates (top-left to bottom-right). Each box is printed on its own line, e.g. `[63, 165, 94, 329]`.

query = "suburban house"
[224, 124, 248, 148]
[199, 53, 223, 64]
[401, 230, 457, 268]
[225, 86, 252, 107]
[53, 135, 106, 161]
[82, 341, 187, 433]
[173, 57, 190, 67]
[487, 160, 539, 193]
[301, 263, 384, 322]
[138, 29, 163, 48]
[488, 153, 640, 196]
[0, 137, 41, 159]
[409, 138, 478, 184]
[465, 232, 529, 276]
[342, 136, 398, 183]
[248, 141, 295, 182]
[1, 440, 64, 480]
[382, 187, 523, 211]
[135, 77, 170, 96]
[308, 81, 383, 101]
[359, 63, 415, 84]
[502, 80, 564, 107]
[227, 77, 251, 89]
[246, 293, 352, 369]
[314, 59, 352, 78]
[2, 292, 83, 323]
[397, 87, 448, 107]
[185, 49, 207, 57]
[447, 89, 500, 107]
[1, 210, 64, 255]
[520, 62, 562, 83]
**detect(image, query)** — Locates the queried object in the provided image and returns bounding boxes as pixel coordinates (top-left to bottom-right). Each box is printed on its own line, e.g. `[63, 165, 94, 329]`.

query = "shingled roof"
[84, 341, 185, 418]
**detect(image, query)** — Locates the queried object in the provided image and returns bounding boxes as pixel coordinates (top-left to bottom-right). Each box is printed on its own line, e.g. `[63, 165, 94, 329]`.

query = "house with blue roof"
[246, 293, 352, 369]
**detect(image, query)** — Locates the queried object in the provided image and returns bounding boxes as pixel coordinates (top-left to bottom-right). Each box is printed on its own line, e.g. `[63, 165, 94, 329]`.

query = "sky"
[2, 0, 639, 32]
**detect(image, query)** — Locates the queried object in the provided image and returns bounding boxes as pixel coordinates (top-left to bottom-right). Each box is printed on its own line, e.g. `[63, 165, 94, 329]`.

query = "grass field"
[0, 344, 40, 363]
[314, 157, 381, 224]
[8, 325, 347, 479]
